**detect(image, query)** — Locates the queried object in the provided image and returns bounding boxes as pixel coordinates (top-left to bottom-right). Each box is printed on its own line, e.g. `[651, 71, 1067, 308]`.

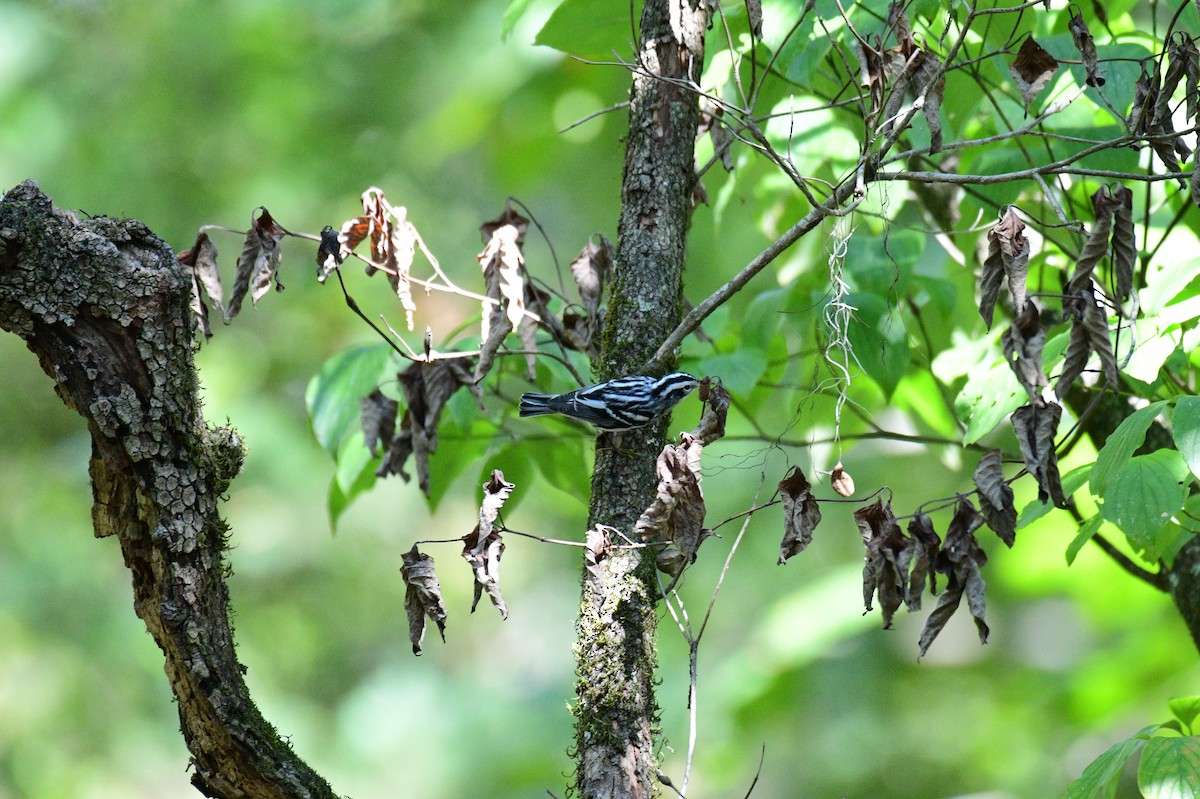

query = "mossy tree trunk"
[573, 1, 708, 797]
[0, 181, 336, 799]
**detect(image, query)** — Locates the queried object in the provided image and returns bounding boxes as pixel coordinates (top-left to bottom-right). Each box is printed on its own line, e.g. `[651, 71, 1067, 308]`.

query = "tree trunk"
[573, 1, 707, 797]
[0, 181, 336, 799]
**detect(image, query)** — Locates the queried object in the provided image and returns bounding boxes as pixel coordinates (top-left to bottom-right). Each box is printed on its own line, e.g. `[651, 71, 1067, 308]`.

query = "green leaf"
[1138, 736, 1200, 799]
[1169, 697, 1200, 733]
[699, 349, 768, 397]
[1173, 397, 1200, 479]
[1065, 513, 1104, 566]
[531, 433, 590, 501]
[1018, 464, 1092, 529]
[844, 292, 909, 399]
[1141, 257, 1200, 315]
[327, 460, 378, 533]
[535, 0, 639, 58]
[306, 344, 393, 456]
[477, 444, 533, 515]
[956, 355, 1025, 444]
[1090, 400, 1168, 495]
[1099, 450, 1189, 557]
[425, 424, 490, 512]
[845, 230, 924, 296]
[500, 0, 538, 40]
[335, 429, 377, 495]
[741, 287, 788, 351]
[1061, 727, 1156, 799]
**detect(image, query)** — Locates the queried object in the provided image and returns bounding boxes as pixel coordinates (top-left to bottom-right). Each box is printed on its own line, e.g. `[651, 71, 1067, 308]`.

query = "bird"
[518, 372, 700, 431]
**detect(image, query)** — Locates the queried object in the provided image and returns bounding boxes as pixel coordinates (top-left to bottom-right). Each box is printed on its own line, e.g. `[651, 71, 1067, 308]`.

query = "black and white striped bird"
[518, 372, 700, 431]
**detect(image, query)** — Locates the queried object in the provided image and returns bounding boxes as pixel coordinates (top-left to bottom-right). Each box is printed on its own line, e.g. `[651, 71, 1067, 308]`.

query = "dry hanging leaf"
[979, 207, 1029, 327]
[461, 470, 513, 619]
[1002, 300, 1048, 396]
[830, 463, 856, 497]
[1111, 184, 1135, 306]
[1011, 399, 1067, 507]
[745, 0, 762, 40]
[855, 499, 911, 628]
[777, 466, 822, 564]
[225, 207, 285, 322]
[1065, 185, 1121, 309]
[570, 234, 612, 319]
[917, 497, 989, 656]
[636, 435, 709, 576]
[912, 49, 946, 153]
[179, 231, 223, 339]
[336, 187, 432, 329]
[361, 389, 398, 457]
[973, 449, 1016, 547]
[376, 357, 481, 495]
[906, 513, 941, 608]
[1068, 8, 1104, 87]
[475, 205, 530, 383]
[400, 545, 448, 656]
[1010, 36, 1059, 114]
[1056, 291, 1119, 398]
[1173, 33, 1200, 122]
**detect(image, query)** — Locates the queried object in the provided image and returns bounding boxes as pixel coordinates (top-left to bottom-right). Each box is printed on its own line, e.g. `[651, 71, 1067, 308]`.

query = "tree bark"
[0, 181, 336, 799]
[573, 2, 707, 797]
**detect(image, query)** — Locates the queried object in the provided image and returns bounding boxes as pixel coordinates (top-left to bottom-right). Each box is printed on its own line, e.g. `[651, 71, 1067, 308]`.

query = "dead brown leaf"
[461, 470, 513, 619]
[1068, 9, 1105, 87]
[1011, 399, 1067, 507]
[855, 499, 910, 628]
[636, 435, 708, 575]
[906, 513, 941, 607]
[475, 205, 531, 383]
[973, 449, 1016, 547]
[376, 357, 481, 495]
[361, 389, 399, 457]
[777, 466, 822, 564]
[917, 497, 989, 656]
[979, 207, 1029, 327]
[225, 207, 284, 322]
[1002, 299, 1048, 396]
[1010, 36, 1059, 114]
[400, 545, 448, 656]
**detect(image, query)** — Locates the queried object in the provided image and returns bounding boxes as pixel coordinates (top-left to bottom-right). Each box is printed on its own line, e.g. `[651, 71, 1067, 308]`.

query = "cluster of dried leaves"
[978, 183, 1136, 508]
[399, 470, 514, 655]
[179, 208, 287, 338]
[401, 382, 729, 655]
[858, 3, 945, 153]
[776, 443, 1017, 655]
[472, 203, 616, 385]
[362, 358, 481, 496]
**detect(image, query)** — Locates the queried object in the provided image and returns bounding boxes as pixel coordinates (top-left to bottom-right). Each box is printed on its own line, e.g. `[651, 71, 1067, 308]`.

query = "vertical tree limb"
[574, 1, 707, 796]
[0, 181, 336, 799]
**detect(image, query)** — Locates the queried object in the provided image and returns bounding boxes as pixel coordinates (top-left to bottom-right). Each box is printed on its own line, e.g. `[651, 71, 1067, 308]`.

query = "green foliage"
[7, 0, 1200, 798]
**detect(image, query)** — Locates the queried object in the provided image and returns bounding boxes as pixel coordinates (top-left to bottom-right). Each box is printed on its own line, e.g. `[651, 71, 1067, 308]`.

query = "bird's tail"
[518, 393, 557, 417]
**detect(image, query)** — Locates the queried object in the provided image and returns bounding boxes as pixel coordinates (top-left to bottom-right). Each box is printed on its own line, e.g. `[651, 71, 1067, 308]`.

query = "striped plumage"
[518, 372, 700, 431]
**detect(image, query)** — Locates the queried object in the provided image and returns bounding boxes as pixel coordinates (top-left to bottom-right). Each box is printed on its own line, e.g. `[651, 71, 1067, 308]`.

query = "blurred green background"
[0, 1, 1196, 798]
